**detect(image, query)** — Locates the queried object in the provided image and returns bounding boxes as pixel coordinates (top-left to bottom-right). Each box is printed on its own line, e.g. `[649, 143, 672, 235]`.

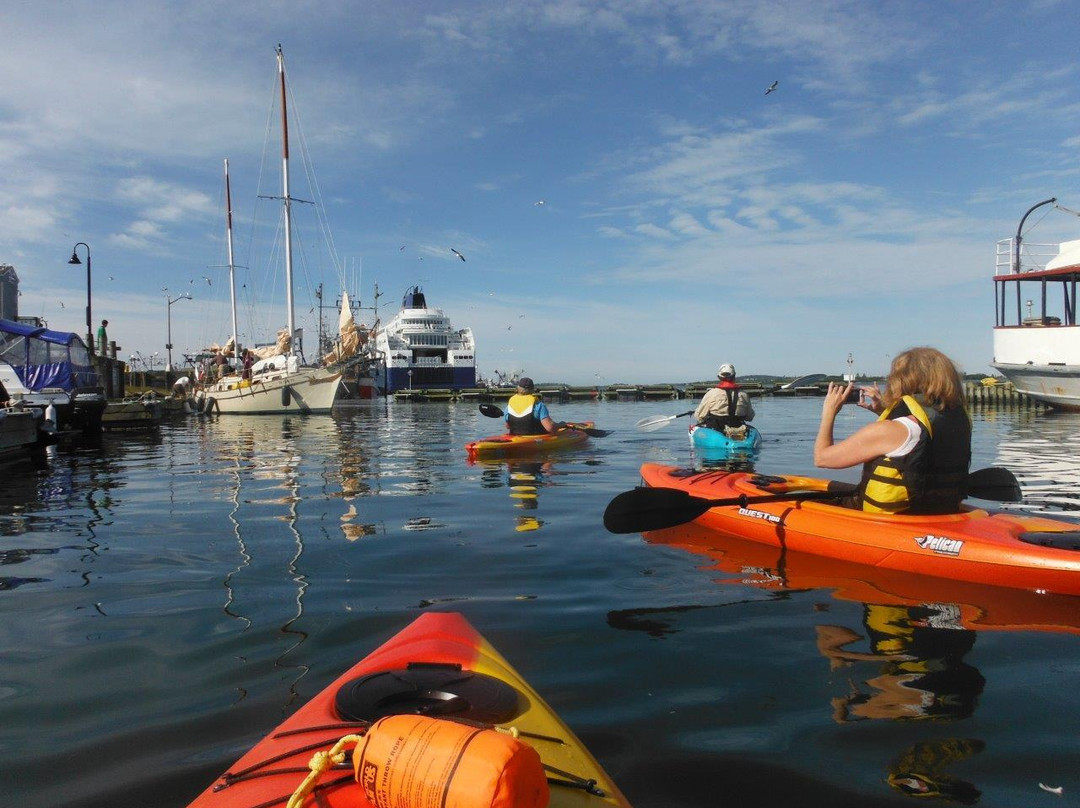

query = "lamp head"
[68, 251, 82, 265]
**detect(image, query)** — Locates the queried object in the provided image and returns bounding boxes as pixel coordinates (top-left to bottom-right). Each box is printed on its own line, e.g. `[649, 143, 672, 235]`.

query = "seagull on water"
[765, 80, 778, 95]
[451, 248, 466, 262]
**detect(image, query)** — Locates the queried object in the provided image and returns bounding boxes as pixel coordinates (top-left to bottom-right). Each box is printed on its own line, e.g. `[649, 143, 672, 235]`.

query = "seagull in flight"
[451, 248, 466, 262]
[534, 200, 546, 206]
[765, 80, 778, 95]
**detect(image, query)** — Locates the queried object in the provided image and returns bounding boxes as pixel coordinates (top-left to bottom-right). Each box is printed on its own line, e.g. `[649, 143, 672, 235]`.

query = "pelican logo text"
[738, 507, 782, 524]
[914, 534, 964, 556]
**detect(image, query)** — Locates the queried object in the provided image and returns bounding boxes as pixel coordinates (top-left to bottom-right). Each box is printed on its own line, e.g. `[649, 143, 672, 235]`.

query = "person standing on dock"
[814, 346, 971, 515]
[505, 377, 559, 435]
[694, 363, 755, 431]
[96, 319, 109, 355]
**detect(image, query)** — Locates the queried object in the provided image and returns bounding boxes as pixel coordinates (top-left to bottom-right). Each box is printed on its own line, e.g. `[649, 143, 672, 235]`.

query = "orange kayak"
[187, 611, 630, 808]
[642, 522, 1080, 635]
[466, 422, 594, 459]
[638, 463, 1080, 596]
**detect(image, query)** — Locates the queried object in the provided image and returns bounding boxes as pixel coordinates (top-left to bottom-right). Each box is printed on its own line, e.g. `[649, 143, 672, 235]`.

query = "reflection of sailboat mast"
[276, 435, 309, 707]
[222, 462, 252, 632]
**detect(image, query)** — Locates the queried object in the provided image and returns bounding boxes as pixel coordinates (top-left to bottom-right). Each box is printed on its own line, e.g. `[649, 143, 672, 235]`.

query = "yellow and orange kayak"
[187, 611, 630, 808]
[466, 422, 594, 460]
[638, 463, 1080, 596]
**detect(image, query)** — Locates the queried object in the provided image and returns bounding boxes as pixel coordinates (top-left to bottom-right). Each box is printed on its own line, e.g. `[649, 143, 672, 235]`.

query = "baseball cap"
[717, 363, 735, 378]
[517, 376, 535, 391]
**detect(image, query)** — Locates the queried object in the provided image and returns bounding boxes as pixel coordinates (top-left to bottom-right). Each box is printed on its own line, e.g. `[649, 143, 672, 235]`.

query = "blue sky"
[4, 0, 1080, 384]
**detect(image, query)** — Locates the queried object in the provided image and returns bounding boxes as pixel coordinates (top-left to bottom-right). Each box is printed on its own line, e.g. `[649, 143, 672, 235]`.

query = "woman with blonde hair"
[814, 346, 971, 514]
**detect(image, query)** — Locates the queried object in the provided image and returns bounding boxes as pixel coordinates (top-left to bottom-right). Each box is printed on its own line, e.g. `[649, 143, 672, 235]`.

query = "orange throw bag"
[354, 714, 549, 808]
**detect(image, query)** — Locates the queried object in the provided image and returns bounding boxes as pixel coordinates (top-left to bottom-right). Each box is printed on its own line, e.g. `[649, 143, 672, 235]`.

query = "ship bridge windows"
[406, 333, 448, 347]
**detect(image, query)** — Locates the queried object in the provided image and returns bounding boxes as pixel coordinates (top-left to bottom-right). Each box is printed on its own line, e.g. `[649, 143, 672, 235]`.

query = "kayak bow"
[187, 611, 630, 807]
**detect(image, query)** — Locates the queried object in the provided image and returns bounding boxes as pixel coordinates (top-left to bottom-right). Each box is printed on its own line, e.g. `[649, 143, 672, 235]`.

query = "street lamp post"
[165, 291, 192, 371]
[68, 243, 92, 351]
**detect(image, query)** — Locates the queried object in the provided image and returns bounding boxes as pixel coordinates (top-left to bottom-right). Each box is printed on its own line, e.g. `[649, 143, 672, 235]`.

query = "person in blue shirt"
[504, 377, 559, 435]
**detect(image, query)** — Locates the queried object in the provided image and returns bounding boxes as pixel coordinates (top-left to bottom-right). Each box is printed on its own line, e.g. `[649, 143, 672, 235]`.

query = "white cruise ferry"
[373, 286, 476, 392]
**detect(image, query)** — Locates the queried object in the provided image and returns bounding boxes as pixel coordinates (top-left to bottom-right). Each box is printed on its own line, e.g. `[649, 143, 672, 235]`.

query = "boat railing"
[996, 238, 1061, 275]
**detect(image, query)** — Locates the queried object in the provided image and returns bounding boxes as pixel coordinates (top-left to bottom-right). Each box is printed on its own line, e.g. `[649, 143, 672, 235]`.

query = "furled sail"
[323, 291, 366, 365]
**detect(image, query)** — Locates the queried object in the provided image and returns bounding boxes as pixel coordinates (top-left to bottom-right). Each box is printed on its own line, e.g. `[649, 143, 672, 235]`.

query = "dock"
[384, 378, 1044, 410]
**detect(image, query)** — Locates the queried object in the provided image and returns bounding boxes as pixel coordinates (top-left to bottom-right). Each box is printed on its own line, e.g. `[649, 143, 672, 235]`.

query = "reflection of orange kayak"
[188, 611, 630, 807]
[643, 522, 1080, 635]
[466, 422, 593, 459]
[639, 463, 1080, 596]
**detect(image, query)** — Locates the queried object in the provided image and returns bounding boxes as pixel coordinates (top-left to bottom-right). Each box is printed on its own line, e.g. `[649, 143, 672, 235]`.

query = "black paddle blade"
[967, 466, 1022, 503]
[479, 404, 503, 418]
[603, 487, 713, 534]
[567, 423, 610, 437]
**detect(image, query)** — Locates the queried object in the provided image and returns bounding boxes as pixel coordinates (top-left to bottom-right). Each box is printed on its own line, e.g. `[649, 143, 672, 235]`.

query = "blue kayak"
[688, 422, 762, 452]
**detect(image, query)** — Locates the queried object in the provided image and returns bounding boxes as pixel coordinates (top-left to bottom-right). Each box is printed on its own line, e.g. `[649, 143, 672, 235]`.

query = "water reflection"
[994, 410, 1080, 513]
[887, 738, 984, 804]
[636, 524, 1080, 637]
[471, 457, 605, 533]
[207, 417, 312, 705]
[691, 441, 760, 472]
[817, 603, 984, 723]
[615, 523, 1080, 804]
[472, 458, 554, 532]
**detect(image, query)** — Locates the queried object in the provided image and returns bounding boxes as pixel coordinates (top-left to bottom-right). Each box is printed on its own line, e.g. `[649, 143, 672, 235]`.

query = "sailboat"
[196, 46, 343, 415]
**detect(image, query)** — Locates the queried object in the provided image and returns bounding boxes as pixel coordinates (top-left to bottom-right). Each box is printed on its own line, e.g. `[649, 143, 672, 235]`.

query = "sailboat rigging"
[194, 45, 345, 414]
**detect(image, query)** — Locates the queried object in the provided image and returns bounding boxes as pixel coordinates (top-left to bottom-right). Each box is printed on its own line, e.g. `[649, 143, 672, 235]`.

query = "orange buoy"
[354, 714, 549, 808]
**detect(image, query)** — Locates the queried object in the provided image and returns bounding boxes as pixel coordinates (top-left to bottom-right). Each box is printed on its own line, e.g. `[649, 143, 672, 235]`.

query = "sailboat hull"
[198, 366, 341, 414]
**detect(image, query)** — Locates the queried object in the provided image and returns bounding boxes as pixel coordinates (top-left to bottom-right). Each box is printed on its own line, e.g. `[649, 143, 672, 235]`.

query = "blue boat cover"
[0, 318, 99, 392]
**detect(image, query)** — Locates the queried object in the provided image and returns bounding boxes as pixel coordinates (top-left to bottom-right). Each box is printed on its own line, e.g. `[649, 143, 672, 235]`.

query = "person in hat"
[504, 376, 560, 435]
[693, 363, 755, 432]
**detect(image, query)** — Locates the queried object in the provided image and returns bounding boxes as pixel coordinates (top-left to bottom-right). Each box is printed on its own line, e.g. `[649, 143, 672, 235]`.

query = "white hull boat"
[197, 357, 341, 415]
[991, 199, 1080, 412]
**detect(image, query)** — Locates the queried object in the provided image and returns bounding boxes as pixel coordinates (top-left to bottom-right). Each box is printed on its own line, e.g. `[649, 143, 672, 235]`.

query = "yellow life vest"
[859, 396, 971, 515]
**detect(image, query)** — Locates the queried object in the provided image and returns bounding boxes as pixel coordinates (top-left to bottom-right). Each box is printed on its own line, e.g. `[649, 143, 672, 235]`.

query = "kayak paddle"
[603, 487, 842, 533]
[635, 410, 695, 432]
[478, 404, 611, 437]
[603, 466, 1023, 534]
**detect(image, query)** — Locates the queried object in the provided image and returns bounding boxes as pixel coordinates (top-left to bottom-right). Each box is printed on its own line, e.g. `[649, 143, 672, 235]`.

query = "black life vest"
[506, 394, 546, 435]
[702, 382, 746, 430]
[857, 395, 971, 515]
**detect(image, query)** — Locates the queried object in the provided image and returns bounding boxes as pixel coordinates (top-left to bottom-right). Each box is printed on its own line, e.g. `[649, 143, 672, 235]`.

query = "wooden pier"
[964, 380, 1044, 410]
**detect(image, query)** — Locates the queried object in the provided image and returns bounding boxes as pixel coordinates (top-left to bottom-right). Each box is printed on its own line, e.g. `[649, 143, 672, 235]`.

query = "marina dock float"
[101, 397, 165, 431]
[640, 384, 681, 400]
[566, 386, 601, 399]
[393, 388, 459, 402]
[537, 384, 570, 402]
[964, 380, 1044, 409]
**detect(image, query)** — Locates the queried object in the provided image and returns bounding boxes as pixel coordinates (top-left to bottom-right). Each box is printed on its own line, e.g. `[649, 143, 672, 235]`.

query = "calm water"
[2, 398, 1078, 808]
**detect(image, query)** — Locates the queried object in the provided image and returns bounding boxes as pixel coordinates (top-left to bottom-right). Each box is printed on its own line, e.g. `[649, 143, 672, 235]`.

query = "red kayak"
[187, 611, 630, 807]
